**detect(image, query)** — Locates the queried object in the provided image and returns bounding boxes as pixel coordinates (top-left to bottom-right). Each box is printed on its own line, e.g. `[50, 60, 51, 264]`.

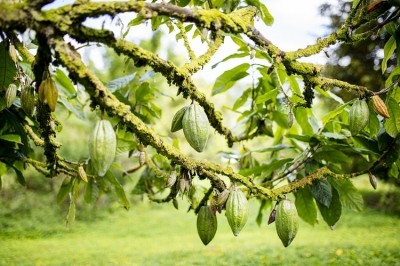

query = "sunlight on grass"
[1, 197, 399, 265]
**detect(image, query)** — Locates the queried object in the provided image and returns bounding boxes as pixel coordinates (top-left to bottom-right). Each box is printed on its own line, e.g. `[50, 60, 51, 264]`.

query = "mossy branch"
[49, 35, 284, 199]
[176, 21, 197, 60]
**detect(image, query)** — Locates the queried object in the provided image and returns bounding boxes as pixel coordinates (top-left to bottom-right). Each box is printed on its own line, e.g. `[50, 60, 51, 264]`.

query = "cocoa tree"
[0, 0, 399, 246]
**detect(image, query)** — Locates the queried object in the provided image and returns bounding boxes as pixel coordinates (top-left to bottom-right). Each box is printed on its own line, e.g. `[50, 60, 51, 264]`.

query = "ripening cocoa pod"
[78, 165, 88, 182]
[182, 103, 210, 152]
[171, 106, 188, 132]
[8, 43, 18, 63]
[275, 199, 299, 247]
[20, 85, 36, 116]
[371, 95, 390, 119]
[349, 99, 369, 135]
[38, 77, 58, 112]
[368, 172, 377, 190]
[5, 84, 17, 108]
[214, 189, 230, 207]
[268, 208, 277, 225]
[89, 119, 117, 177]
[197, 206, 217, 245]
[225, 186, 248, 236]
[165, 171, 177, 188]
[139, 151, 146, 166]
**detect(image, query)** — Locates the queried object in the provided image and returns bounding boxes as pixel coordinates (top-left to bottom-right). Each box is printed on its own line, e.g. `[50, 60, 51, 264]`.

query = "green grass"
[0, 198, 399, 266]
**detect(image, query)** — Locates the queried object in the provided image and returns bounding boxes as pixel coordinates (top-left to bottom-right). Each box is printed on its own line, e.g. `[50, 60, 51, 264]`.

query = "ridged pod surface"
[225, 187, 248, 236]
[89, 119, 116, 177]
[197, 206, 217, 245]
[5, 84, 17, 108]
[38, 77, 58, 112]
[371, 95, 390, 118]
[349, 99, 369, 135]
[275, 199, 299, 247]
[20, 85, 35, 115]
[182, 103, 210, 152]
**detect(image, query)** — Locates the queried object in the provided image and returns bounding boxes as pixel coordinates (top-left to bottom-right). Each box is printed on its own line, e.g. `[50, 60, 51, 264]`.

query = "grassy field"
[1, 196, 399, 266]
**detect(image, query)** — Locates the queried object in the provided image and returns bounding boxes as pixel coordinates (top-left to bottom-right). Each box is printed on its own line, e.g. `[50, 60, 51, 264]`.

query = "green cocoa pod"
[20, 85, 36, 116]
[197, 206, 217, 245]
[225, 187, 248, 236]
[171, 106, 188, 132]
[182, 103, 210, 152]
[5, 84, 17, 108]
[275, 199, 299, 247]
[89, 119, 116, 177]
[349, 99, 369, 135]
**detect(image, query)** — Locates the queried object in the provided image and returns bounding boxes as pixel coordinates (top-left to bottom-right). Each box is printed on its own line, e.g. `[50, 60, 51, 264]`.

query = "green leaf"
[382, 36, 396, 74]
[311, 179, 332, 208]
[135, 82, 155, 102]
[322, 101, 352, 126]
[368, 105, 380, 136]
[295, 187, 318, 226]
[352, 0, 361, 8]
[212, 63, 250, 95]
[53, 69, 76, 95]
[255, 199, 271, 226]
[288, 75, 302, 95]
[0, 134, 22, 144]
[255, 88, 279, 104]
[294, 107, 314, 135]
[106, 73, 136, 93]
[0, 41, 17, 90]
[128, 14, 145, 26]
[211, 52, 249, 69]
[239, 158, 292, 177]
[328, 177, 364, 212]
[0, 161, 6, 176]
[58, 97, 85, 120]
[66, 195, 76, 229]
[105, 171, 130, 210]
[315, 87, 344, 104]
[384, 97, 400, 137]
[233, 88, 251, 110]
[66, 179, 80, 229]
[322, 132, 347, 140]
[386, 66, 400, 87]
[272, 111, 289, 129]
[57, 177, 74, 204]
[314, 149, 349, 164]
[84, 177, 99, 204]
[317, 187, 342, 229]
[245, 0, 274, 26]
[12, 166, 25, 186]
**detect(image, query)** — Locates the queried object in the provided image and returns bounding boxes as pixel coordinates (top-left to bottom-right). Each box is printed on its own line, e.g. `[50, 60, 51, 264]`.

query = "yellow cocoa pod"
[38, 77, 58, 112]
[89, 119, 116, 177]
[78, 165, 88, 182]
[197, 206, 217, 246]
[225, 187, 248, 236]
[5, 84, 17, 108]
[371, 95, 390, 118]
[275, 199, 299, 247]
[182, 103, 210, 152]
